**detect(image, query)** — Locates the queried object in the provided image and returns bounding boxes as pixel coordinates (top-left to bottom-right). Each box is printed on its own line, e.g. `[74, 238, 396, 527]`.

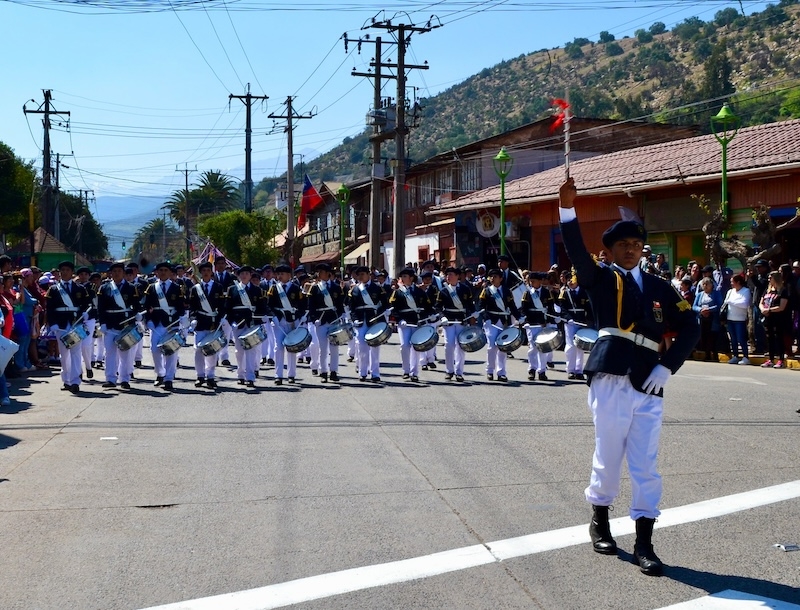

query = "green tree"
[564, 43, 584, 59]
[198, 209, 281, 266]
[598, 31, 615, 43]
[673, 16, 705, 41]
[700, 40, 734, 102]
[635, 29, 653, 44]
[0, 141, 39, 240]
[649, 21, 666, 35]
[195, 170, 241, 216]
[605, 42, 624, 57]
[714, 7, 739, 26]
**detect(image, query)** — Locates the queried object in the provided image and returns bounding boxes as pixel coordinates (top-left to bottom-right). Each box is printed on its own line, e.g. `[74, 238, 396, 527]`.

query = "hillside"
[286, 1, 800, 187]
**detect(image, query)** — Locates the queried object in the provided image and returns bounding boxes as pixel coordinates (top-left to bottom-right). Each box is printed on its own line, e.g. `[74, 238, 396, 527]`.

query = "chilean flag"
[297, 173, 323, 229]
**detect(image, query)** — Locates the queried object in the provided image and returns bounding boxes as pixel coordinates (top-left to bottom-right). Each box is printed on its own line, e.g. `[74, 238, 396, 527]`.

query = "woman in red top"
[0, 290, 14, 405]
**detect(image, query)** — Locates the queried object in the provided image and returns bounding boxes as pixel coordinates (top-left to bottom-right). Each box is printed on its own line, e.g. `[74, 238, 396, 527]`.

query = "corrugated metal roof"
[429, 119, 800, 214]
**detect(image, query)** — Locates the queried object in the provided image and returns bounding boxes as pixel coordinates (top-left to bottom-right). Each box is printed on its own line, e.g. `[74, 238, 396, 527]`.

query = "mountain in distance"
[294, 1, 800, 184]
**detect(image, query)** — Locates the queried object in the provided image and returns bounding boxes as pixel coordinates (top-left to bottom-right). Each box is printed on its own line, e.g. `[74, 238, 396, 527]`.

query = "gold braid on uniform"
[615, 271, 635, 332]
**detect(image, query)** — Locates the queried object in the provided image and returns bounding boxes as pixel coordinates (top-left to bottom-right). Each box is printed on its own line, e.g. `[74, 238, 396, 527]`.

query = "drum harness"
[193, 282, 217, 318]
[273, 282, 296, 322]
[55, 281, 79, 315]
[153, 282, 177, 320]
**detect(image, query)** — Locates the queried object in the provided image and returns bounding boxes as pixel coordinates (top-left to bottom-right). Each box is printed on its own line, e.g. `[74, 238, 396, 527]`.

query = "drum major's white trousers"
[585, 373, 663, 520]
[525, 325, 546, 373]
[311, 323, 339, 374]
[564, 321, 585, 374]
[398, 324, 419, 376]
[442, 323, 465, 375]
[232, 326, 258, 381]
[272, 319, 297, 379]
[308, 322, 321, 370]
[103, 329, 133, 383]
[150, 324, 178, 381]
[483, 320, 507, 377]
[355, 323, 380, 378]
[261, 322, 275, 360]
[193, 329, 218, 379]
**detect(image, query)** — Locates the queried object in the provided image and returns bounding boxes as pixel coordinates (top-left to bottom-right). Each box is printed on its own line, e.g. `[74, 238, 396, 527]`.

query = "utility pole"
[176, 164, 196, 262]
[53, 153, 73, 241]
[229, 84, 268, 214]
[23, 90, 70, 236]
[360, 20, 437, 274]
[350, 35, 391, 271]
[269, 96, 314, 244]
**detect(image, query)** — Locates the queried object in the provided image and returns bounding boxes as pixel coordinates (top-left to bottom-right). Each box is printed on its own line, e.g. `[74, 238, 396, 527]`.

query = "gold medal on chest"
[653, 301, 663, 323]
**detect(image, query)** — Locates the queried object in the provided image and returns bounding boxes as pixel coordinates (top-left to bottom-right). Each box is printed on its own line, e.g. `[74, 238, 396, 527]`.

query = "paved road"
[1, 336, 799, 610]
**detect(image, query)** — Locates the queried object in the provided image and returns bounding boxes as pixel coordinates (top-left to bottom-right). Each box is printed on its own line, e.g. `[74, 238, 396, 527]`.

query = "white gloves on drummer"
[135, 312, 143, 322]
[642, 364, 671, 395]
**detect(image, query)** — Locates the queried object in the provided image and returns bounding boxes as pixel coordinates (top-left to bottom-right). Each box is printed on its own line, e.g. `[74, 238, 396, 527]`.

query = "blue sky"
[2, 0, 773, 206]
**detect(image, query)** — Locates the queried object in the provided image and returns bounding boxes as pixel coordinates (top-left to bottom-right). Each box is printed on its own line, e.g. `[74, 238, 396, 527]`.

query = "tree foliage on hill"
[0, 141, 38, 242]
[198, 210, 282, 266]
[57, 192, 108, 259]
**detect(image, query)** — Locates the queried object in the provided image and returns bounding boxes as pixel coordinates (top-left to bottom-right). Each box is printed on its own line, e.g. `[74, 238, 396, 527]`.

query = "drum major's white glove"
[642, 364, 671, 395]
[135, 312, 143, 322]
[81, 311, 89, 322]
[261, 315, 270, 323]
[314, 319, 321, 326]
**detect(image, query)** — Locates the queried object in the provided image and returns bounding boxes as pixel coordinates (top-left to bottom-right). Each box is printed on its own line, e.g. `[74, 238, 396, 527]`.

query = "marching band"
[49, 255, 604, 393]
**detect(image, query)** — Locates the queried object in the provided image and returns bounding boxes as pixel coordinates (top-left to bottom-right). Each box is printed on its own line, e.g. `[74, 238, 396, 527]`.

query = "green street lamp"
[711, 103, 740, 232]
[338, 183, 351, 272]
[493, 147, 514, 256]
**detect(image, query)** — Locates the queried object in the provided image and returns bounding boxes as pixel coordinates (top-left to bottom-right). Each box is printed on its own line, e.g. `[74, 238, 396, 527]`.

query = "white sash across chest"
[235, 281, 254, 311]
[359, 283, 376, 308]
[194, 283, 215, 315]
[318, 281, 335, 310]
[109, 282, 128, 311]
[154, 282, 174, 314]
[399, 285, 418, 311]
[57, 281, 77, 311]
[275, 282, 294, 312]
[447, 285, 464, 311]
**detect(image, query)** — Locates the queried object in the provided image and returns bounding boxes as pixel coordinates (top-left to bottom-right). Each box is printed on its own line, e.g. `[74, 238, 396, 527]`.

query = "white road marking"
[141, 480, 800, 610]
[678, 374, 767, 386]
[654, 589, 800, 609]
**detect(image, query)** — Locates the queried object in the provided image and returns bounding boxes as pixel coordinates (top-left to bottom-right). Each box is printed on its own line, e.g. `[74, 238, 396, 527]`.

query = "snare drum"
[535, 328, 564, 353]
[327, 320, 354, 346]
[496, 326, 524, 353]
[283, 327, 312, 353]
[364, 321, 391, 347]
[410, 324, 438, 352]
[157, 331, 185, 356]
[240, 324, 268, 350]
[574, 327, 599, 351]
[457, 325, 487, 352]
[60, 323, 89, 349]
[115, 323, 144, 351]
[197, 328, 226, 356]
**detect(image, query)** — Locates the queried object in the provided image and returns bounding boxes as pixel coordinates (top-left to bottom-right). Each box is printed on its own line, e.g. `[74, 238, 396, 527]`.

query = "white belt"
[104, 308, 129, 313]
[598, 328, 659, 352]
[56, 306, 79, 312]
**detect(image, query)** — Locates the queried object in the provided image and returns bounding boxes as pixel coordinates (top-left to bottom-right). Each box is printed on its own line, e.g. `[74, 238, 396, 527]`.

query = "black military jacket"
[188, 279, 227, 332]
[479, 284, 519, 326]
[307, 281, 345, 325]
[97, 280, 140, 331]
[435, 283, 475, 322]
[347, 281, 387, 324]
[389, 284, 431, 324]
[143, 280, 186, 327]
[520, 285, 557, 326]
[46, 280, 92, 329]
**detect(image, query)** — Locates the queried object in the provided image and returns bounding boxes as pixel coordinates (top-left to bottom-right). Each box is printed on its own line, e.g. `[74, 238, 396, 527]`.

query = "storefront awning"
[344, 242, 370, 265]
[300, 250, 340, 265]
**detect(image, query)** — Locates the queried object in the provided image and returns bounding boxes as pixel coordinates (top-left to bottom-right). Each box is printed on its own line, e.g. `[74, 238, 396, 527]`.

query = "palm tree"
[196, 170, 241, 215]
[163, 189, 194, 229]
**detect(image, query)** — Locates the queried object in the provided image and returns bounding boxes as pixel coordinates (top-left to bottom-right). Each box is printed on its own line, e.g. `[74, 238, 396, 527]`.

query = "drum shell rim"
[496, 327, 524, 353]
[457, 325, 487, 352]
[534, 329, 565, 353]
[284, 327, 312, 353]
[410, 325, 438, 352]
[240, 325, 268, 350]
[364, 321, 391, 347]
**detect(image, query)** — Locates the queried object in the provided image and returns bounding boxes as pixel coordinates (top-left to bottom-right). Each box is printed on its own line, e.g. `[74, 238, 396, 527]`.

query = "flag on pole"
[297, 174, 323, 230]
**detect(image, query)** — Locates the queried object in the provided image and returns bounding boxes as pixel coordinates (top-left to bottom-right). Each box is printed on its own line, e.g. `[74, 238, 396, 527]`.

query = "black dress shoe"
[568, 373, 577, 380]
[237, 379, 245, 385]
[267, 358, 275, 365]
[154, 377, 164, 387]
[576, 373, 586, 380]
[428, 362, 437, 369]
[222, 359, 231, 366]
[260, 357, 267, 365]
[508, 353, 515, 359]
[455, 375, 464, 382]
[288, 377, 295, 384]
[329, 371, 339, 382]
[371, 376, 381, 383]
[444, 373, 454, 380]
[486, 374, 494, 381]
[120, 382, 131, 390]
[206, 379, 217, 389]
[274, 378, 283, 386]
[134, 361, 143, 368]
[421, 365, 429, 371]
[69, 384, 80, 394]
[546, 361, 555, 369]
[497, 375, 508, 382]
[320, 372, 328, 382]
[163, 381, 174, 391]
[347, 356, 355, 362]
[538, 372, 548, 381]
[402, 373, 410, 379]
[312, 369, 319, 376]
[86, 369, 93, 379]
[101, 382, 116, 389]
[528, 370, 536, 380]
[410, 375, 419, 382]
[359, 376, 367, 382]
[305, 357, 311, 364]
[246, 380, 255, 388]
[195, 377, 206, 387]
[62, 384, 70, 391]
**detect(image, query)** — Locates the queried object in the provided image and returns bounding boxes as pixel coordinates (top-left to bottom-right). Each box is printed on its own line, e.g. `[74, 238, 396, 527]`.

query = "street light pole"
[338, 184, 351, 273]
[711, 103, 740, 235]
[492, 147, 514, 257]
